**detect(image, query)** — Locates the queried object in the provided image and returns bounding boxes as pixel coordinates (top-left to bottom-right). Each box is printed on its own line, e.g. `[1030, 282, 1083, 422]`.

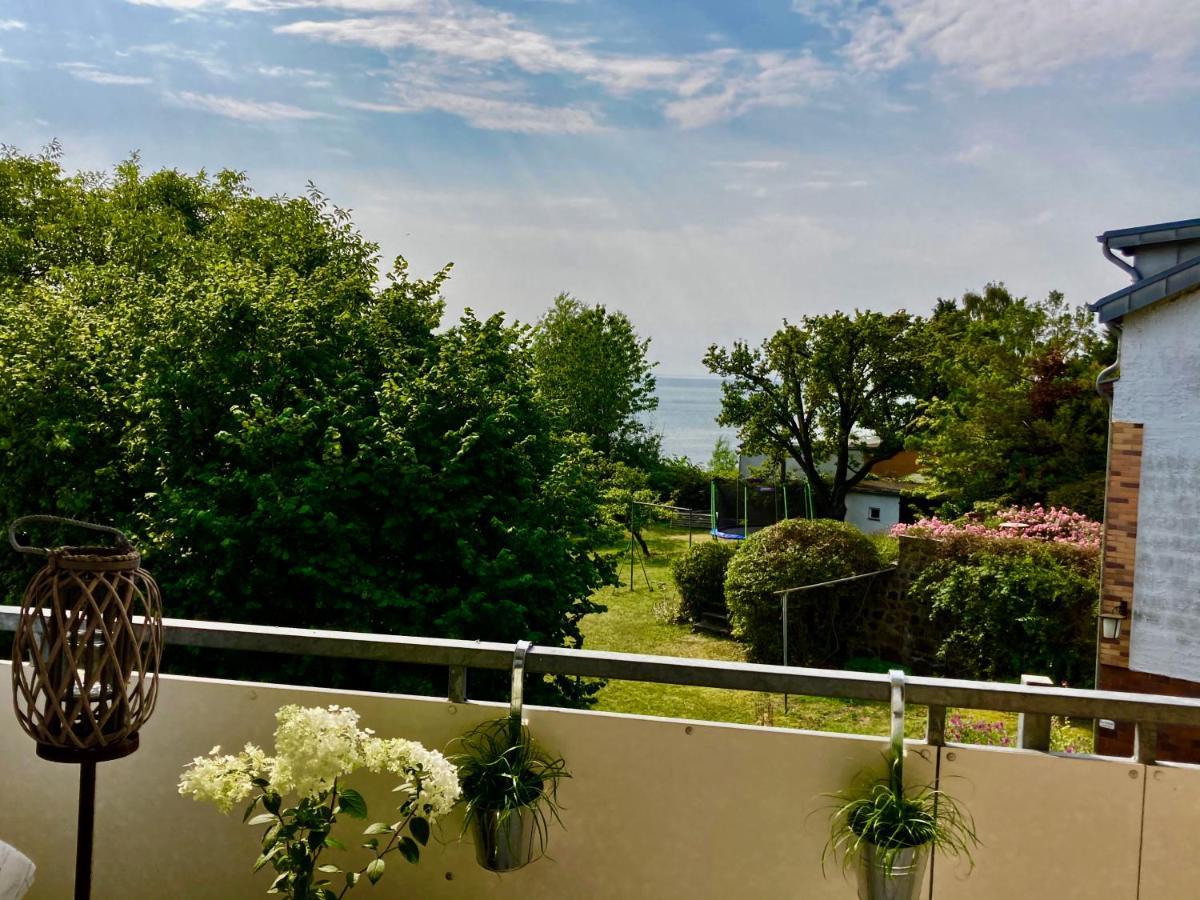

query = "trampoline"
[710, 476, 813, 540]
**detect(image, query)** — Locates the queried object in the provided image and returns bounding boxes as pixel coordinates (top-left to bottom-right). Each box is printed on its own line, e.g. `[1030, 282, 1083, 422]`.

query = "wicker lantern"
[8, 515, 163, 900]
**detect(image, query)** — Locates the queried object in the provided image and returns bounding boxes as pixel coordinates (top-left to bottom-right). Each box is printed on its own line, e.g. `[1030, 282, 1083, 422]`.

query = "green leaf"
[242, 798, 261, 823]
[397, 837, 420, 865]
[365, 858, 385, 885]
[409, 817, 430, 846]
[317, 864, 341, 874]
[247, 813, 277, 826]
[338, 788, 368, 820]
[324, 837, 347, 851]
[263, 793, 282, 815]
[345, 872, 359, 888]
[363, 822, 392, 836]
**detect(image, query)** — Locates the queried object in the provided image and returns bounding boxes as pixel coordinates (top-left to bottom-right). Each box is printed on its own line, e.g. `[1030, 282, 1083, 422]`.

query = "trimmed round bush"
[672, 540, 738, 622]
[724, 519, 882, 664]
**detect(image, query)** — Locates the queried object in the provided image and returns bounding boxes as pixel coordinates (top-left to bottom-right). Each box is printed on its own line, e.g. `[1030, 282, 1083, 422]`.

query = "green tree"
[707, 436, 738, 478]
[0, 146, 613, 700]
[914, 283, 1112, 513]
[530, 294, 659, 467]
[704, 311, 927, 520]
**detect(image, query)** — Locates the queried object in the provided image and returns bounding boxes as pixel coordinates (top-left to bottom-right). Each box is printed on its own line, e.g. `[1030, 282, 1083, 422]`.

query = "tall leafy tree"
[914, 283, 1112, 513]
[0, 146, 613, 699]
[530, 293, 659, 467]
[705, 311, 927, 521]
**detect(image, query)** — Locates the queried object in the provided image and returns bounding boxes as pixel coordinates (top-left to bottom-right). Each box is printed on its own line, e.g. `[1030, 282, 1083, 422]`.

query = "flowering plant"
[891, 503, 1100, 549]
[179, 705, 460, 899]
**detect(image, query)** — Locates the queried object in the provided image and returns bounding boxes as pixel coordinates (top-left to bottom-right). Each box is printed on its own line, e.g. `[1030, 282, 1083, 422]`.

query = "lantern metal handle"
[509, 640, 532, 743]
[8, 516, 130, 558]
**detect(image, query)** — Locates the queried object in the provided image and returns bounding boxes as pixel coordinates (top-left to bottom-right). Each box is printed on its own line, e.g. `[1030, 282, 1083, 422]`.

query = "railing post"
[1017, 674, 1053, 751]
[925, 705, 946, 746]
[448, 666, 467, 703]
[1136, 721, 1158, 765]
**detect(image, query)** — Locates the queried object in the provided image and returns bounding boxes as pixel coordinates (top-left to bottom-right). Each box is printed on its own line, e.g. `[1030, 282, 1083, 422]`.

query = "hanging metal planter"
[856, 843, 929, 900]
[471, 807, 540, 873]
[8, 515, 163, 900]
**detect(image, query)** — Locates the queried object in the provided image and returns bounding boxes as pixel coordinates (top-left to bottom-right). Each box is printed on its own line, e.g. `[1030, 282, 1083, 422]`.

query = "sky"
[2, 1, 1199, 373]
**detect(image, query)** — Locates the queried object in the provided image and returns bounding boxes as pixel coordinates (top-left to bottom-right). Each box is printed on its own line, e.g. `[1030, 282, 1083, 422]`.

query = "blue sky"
[3, 0, 1199, 372]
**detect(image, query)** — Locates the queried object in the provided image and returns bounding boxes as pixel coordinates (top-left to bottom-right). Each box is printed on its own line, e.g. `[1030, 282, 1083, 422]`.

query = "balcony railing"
[1, 605, 1196, 760]
[1, 607, 1199, 899]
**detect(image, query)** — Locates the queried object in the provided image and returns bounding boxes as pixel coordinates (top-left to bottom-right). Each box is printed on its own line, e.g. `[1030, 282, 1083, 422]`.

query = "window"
[868, 506, 881, 522]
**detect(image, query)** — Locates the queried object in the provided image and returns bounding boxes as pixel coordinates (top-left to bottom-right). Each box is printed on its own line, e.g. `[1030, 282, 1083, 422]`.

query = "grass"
[580, 524, 1092, 752]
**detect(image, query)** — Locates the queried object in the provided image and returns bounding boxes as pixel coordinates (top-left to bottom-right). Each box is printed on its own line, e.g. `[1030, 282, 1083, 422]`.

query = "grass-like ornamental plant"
[452, 716, 569, 871]
[179, 705, 460, 899]
[825, 750, 978, 898]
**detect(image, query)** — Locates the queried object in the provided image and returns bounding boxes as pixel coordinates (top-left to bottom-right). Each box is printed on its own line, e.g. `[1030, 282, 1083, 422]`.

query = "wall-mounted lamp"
[1099, 601, 1129, 641]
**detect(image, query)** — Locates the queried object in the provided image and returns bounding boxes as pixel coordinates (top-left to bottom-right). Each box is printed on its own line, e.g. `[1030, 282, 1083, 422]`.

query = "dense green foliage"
[1047, 473, 1107, 522]
[705, 311, 928, 520]
[531, 293, 659, 468]
[723, 519, 882, 664]
[916, 284, 1112, 514]
[910, 545, 1098, 685]
[0, 146, 613, 696]
[671, 540, 738, 622]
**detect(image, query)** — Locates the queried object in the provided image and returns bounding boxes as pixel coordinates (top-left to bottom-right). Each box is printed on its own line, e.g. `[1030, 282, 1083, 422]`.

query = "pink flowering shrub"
[945, 713, 1012, 747]
[943, 713, 1082, 754]
[891, 503, 1100, 550]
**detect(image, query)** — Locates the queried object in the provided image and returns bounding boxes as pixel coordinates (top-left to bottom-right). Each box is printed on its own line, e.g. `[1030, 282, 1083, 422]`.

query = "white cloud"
[348, 92, 599, 133]
[0, 19, 26, 30]
[825, 0, 1200, 89]
[276, 2, 834, 127]
[60, 63, 153, 86]
[166, 90, 330, 121]
[258, 64, 318, 77]
[712, 159, 786, 171]
[131, 43, 234, 78]
[664, 52, 834, 128]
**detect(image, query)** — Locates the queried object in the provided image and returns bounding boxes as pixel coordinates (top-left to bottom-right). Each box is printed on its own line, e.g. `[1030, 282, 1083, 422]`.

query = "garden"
[580, 502, 1099, 753]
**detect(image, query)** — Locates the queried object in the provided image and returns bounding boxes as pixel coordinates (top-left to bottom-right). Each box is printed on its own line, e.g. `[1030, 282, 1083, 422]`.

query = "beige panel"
[0, 666, 935, 900]
[933, 746, 1144, 900]
[1139, 763, 1200, 900]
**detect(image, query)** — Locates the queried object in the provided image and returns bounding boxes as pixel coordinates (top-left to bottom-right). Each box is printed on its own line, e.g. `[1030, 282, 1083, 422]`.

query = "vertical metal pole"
[628, 501, 635, 592]
[782, 591, 789, 714]
[76, 760, 96, 900]
[448, 666, 467, 703]
[889, 670, 906, 793]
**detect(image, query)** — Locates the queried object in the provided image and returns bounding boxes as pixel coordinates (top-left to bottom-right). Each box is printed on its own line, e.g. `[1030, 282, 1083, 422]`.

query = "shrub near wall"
[672, 541, 738, 622]
[724, 519, 882, 665]
[910, 546, 1098, 685]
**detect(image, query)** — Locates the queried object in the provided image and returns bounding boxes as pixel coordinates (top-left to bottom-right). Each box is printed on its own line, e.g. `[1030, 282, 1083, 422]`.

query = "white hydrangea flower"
[269, 704, 365, 797]
[363, 737, 461, 823]
[178, 743, 269, 814]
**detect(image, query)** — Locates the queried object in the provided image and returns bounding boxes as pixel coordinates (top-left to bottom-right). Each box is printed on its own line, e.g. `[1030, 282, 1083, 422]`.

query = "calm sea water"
[641, 375, 737, 464]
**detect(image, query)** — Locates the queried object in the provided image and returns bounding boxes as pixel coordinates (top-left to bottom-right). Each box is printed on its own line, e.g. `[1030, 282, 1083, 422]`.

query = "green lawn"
[580, 525, 1092, 751]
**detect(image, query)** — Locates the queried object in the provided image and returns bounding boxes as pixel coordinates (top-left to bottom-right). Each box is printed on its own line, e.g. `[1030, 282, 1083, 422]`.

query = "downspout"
[1100, 234, 1141, 281]
[1093, 319, 1122, 730]
[1095, 322, 1122, 404]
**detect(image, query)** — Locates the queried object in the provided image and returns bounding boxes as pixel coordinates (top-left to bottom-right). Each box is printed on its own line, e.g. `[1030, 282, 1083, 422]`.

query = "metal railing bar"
[5, 606, 1200, 729]
[771, 567, 897, 595]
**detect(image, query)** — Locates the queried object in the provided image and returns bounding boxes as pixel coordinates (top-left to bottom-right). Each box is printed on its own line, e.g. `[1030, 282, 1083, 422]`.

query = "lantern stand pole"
[75, 760, 96, 900]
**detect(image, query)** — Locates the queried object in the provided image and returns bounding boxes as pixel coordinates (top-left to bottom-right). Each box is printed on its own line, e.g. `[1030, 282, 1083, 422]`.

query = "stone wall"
[855, 535, 944, 672]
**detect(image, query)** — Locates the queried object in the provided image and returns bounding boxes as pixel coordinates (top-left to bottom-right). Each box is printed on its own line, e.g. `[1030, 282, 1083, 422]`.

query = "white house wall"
[845, 492, 899, 534]
[1112, 289, 1200, 682]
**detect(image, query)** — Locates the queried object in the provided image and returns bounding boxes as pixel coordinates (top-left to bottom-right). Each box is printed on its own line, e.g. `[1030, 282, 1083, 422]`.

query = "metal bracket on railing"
[889, 669, 906, 756]
[510, 639, 532, 723]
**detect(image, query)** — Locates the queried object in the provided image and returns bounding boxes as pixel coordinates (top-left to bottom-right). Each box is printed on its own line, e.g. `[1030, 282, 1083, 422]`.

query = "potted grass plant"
[453, 715, 569, 872]
[825, 745, 978, 900]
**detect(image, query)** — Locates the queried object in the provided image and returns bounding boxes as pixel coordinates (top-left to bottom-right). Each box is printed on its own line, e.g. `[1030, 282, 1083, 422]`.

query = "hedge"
[671, 540, 738, 623]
